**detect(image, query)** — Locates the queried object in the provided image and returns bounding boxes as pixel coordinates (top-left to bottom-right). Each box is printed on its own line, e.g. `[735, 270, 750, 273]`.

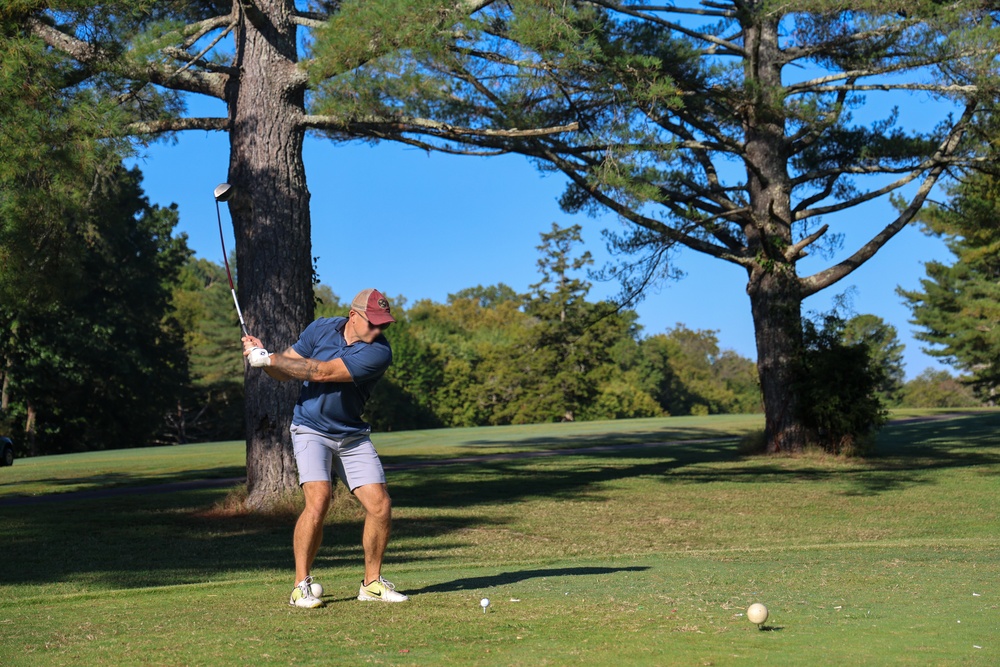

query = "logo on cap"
[352, 288, 396, 326]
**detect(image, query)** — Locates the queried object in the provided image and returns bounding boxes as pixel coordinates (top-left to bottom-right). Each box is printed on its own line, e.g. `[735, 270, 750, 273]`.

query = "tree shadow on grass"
[2, 412, 995, 591]
[456, 424, 749, 450]
[387, 412, 1000, 508]
[659, 413, 1000, 496]
[0, 466, 247, 500]
[386, 440, 737, 512]
[0, 488, 490, 589]
[406, 565, 650, 595]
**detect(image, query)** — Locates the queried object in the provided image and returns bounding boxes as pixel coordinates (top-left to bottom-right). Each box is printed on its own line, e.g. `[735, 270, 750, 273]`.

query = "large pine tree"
[312, 0, 999, 450]
[13, 0, 559, 507]
[10, 1, 999, 502]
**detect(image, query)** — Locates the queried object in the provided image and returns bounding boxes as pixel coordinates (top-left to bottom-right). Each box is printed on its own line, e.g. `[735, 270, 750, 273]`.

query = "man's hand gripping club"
[242, 335, 352, 383]
[242, 335, 272, 367]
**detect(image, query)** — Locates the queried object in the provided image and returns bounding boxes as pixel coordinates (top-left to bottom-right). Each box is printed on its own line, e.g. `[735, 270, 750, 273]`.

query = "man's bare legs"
[294, 481, 332, 584]
[353, 482, 392, 585]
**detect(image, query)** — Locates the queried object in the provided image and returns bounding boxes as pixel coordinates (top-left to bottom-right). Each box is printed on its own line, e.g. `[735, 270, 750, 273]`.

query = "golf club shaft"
[215, 196, 250, 337]
[230, 288, 250, 337]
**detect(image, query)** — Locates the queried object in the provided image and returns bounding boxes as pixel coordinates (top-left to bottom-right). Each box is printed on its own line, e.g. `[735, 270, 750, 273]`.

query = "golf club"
[213, 183, 250, 337]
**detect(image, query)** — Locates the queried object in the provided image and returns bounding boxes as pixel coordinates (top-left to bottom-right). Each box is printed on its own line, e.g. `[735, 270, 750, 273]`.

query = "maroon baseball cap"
[351, 288, 396, 326]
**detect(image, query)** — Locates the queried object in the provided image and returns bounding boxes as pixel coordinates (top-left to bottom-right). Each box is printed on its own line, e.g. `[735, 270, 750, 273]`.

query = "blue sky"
[130, 126, 954, 382]
[120, 3, 970, 382]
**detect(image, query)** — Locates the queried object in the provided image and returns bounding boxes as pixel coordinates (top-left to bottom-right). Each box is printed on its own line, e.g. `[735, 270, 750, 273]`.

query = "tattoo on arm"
[258, 346, 350, 383]
[269, 354, 320, 381]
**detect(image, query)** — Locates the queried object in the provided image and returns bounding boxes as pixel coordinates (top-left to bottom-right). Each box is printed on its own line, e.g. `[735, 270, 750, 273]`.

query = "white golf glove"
[248, 347, 272, 367]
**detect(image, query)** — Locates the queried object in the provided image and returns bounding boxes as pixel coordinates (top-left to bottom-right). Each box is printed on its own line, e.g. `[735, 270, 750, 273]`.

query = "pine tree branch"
[790, 155, 971, 191]
[623, 4, 736, 18]
[126, 118, 230, 134]
[792, 175, 839, 214]
[588, 0, 745, 55]
[798, 171, 923, 221]
[783, 20, 910, 61]
[786, 45, 993, 95]
[177, 15, 234, 50]
[538, 147, 750, 266]
[302, 115, 578, 138]
[799, 102, 977, 297]
[646, 110, 743, 158]
[307, 0, 498, 74]
[787, 84, 851, 153]
[361, 134, 508, 156]
[28, 17, 228, 99]
[784, 223, 829, 262]
[798, 83, 979, 94]
[631, 107, 747, 239]
[795, 154, 976, 222]
[292, 12, 329, 29]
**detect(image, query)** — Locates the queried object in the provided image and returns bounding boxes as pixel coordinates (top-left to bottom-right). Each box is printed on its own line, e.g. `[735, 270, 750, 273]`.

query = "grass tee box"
[0, 410, 997, 666]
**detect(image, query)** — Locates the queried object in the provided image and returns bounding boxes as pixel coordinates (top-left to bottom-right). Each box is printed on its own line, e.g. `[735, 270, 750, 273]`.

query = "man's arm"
[242, 336, 353, 383]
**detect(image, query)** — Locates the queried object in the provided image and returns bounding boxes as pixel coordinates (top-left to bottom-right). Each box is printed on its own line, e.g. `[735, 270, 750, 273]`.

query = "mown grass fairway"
[0, 411, 997, 665]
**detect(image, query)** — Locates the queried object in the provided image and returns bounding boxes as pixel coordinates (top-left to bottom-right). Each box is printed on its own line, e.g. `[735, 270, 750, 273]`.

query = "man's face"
[349, 309, 390, 343]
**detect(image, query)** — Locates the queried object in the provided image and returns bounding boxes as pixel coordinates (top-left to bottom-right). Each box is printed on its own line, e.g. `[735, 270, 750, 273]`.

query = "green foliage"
[0, 29, 130, 309]
[362, 226, 755, 430]
[309, 0, 461, 79]
[899, 169, 1000, 400]
[640, 325, 761, 416]
[579, 375, 665, 420]
[840, 314, 906, 405]
[794, 315, 889, 455]
[898, 368, 983, 408]
[518, 223, 614, 423]
[1, 166, 189, 453]
[166, 258, 245, 444]
[367, 314, 446, 431]
[312, 284, 343, 319]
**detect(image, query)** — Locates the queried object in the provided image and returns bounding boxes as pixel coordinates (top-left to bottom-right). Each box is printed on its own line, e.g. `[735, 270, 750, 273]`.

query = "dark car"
[0, 437, 13, 467]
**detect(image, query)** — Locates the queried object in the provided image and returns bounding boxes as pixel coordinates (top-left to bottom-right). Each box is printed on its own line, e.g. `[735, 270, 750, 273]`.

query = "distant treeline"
[169, 263, 762, 445]
[0, 181, 983, 455]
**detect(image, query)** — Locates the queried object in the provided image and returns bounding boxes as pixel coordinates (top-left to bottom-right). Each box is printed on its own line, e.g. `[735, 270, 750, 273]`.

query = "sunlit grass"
[0, 410, 996, 666]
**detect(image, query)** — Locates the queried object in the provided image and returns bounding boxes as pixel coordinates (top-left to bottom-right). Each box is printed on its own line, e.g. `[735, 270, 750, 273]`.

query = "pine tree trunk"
[227, 0, 313, 508]
[748, 269, 806, 453]
[742, 13, 806, 453]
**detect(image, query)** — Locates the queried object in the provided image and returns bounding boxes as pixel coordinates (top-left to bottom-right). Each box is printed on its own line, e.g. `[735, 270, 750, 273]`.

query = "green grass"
[0, 410, 997, 665]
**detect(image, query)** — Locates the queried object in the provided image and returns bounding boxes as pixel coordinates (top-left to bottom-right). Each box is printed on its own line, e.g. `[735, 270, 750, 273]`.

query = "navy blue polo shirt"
[290, 317, 392, 437]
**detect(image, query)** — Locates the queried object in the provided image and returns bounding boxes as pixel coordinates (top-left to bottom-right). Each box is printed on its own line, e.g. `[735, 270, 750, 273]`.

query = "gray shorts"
[290, 424, 386, 491]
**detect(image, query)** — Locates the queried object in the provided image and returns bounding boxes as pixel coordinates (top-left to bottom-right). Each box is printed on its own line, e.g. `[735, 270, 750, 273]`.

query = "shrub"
[794, 316, 888, 456]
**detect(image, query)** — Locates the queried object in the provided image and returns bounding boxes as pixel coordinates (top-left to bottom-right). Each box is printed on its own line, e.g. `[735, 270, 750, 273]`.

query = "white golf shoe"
[289, 576, 324, 608]
[358, 576, 409, 602]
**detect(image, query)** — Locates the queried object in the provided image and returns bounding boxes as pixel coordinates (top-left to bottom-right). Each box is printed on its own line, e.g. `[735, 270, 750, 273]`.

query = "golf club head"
[214, 183, 234, 202]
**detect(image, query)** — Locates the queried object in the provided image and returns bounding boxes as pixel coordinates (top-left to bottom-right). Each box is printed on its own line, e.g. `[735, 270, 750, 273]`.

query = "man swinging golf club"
[242, 288, 408, 608]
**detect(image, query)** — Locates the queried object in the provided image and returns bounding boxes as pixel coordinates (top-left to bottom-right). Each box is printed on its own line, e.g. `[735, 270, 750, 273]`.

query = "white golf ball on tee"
[747, 602, 768, 625]
[480, 598, 490, 613]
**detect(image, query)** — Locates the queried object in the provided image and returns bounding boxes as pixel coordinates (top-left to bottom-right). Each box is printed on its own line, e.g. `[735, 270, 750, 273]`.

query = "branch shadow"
[1, 411, 995, 592]
[407, 565, 651, 595]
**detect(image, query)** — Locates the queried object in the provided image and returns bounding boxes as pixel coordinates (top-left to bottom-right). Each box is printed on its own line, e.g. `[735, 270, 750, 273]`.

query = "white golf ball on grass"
[747, 603, 768, 626]
[310, 582, 324, 597]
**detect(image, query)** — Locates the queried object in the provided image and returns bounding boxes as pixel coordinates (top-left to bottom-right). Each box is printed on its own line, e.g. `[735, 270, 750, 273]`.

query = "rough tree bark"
[226, 0, 313, 506]
[741, 15, 806, 452]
